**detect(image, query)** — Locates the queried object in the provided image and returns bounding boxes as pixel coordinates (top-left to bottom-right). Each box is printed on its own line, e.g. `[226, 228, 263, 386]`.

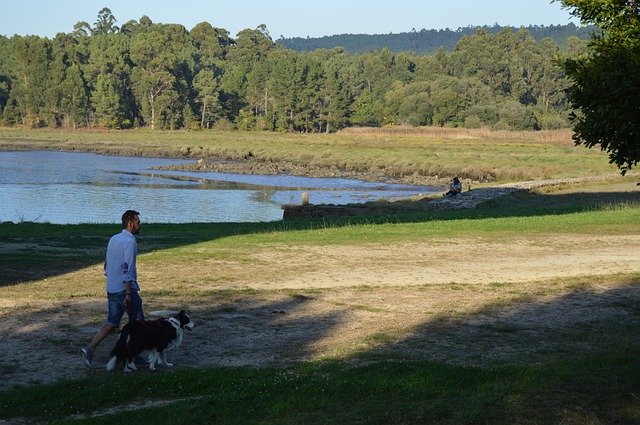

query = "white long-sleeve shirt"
[104, 229, 139, 293]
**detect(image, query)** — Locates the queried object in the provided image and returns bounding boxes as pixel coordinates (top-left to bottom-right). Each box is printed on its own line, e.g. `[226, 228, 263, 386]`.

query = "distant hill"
[277, 23, 597, 54]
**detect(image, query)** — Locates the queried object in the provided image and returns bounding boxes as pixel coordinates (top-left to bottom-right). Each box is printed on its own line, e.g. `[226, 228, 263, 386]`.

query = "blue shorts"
[106, 290, 144, 326]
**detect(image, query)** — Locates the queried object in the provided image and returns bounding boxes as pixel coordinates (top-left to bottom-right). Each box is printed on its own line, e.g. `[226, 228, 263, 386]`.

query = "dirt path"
[1, 229, 639, 390]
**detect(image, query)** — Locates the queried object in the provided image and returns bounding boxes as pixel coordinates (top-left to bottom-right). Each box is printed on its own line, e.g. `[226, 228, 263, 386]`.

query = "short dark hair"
[121, 210, 140, 228]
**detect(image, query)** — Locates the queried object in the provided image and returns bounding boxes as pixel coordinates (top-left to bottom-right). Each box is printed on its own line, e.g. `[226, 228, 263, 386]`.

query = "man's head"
[121, 210, 141, 234]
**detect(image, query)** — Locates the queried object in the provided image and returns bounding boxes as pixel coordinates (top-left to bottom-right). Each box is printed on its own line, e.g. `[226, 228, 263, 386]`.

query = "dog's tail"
[106, 327, 130, 371]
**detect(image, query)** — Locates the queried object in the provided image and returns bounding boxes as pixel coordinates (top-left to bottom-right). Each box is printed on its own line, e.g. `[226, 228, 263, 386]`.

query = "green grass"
[1, 352, 638, 424]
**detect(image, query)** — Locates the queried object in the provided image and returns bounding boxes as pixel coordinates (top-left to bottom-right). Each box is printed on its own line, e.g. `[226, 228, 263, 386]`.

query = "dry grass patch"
[340, 126, 575, 146]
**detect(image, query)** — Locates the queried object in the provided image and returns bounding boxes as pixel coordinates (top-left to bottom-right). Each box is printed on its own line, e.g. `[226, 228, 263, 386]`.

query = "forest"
[0, 8, 590, 133]
[278, 23, 595, 54]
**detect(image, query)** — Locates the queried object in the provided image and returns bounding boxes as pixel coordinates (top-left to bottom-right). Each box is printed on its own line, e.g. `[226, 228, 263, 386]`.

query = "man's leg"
[82, 292, 124, 368]
[81, 323, 116, 368]
[128, 291, 144, 321]
[89, 322, 117, 351]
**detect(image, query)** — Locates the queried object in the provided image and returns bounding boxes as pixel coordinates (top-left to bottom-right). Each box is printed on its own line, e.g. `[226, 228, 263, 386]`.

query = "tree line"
[0, 8, 588, 132]
[278, 23, 595, 55]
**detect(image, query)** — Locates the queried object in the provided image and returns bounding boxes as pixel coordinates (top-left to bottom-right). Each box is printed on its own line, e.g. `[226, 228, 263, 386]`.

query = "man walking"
[81, 210, 145, 368]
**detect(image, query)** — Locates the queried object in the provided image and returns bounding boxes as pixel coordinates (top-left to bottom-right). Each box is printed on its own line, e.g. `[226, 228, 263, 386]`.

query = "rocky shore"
[156, 157, 451, 187]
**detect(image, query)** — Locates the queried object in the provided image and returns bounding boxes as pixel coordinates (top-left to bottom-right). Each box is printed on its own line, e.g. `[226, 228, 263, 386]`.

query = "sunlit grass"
[0, 126, 618, 182]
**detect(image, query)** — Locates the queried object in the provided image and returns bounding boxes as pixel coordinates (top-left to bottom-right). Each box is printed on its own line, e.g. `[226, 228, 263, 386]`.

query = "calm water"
[0, 151, 439, 224]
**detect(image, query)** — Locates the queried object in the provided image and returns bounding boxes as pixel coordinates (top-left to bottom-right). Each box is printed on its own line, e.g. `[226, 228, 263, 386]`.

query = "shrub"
[463, 115, 483, 129]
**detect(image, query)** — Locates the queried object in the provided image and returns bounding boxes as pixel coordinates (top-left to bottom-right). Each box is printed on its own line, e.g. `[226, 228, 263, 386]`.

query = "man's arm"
[123, 280, 132, 306]
[122, 240, 136, 285]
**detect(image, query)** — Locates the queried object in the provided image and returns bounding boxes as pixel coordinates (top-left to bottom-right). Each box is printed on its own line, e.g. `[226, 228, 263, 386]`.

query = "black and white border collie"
[106, 310, 195, 372]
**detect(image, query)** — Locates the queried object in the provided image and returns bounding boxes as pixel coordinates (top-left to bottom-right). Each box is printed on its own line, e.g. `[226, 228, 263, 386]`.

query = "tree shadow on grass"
[0, 293, 346, 390]
[338, 280, 640, 423]
[481, 187, 640, 215]
[359, 280, 640, 368]
[1, 276, 639, 423]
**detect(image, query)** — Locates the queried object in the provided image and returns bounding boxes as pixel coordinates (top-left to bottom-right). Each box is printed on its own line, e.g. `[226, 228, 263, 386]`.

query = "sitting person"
[445, 176, 462, 196]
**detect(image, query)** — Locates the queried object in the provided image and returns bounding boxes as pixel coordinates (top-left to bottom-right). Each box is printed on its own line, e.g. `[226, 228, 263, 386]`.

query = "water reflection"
[0, 151, 438, 224]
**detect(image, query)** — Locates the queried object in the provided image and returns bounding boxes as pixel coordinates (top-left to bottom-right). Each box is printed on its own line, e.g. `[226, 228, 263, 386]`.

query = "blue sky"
[1, 0, 579, 39]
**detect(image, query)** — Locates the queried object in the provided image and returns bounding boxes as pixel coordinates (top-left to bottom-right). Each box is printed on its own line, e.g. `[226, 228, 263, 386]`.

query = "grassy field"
[0, 128, 639, 423]
[0, 126, 620, 182]
[1, 174, 640, 423]
[1, 354, 638, 424]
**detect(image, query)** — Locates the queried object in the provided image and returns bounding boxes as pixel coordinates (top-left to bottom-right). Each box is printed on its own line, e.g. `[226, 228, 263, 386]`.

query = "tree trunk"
[264, 87, 268, 116]
[201, 100, 207, 128]
[543, 91, 549, 111]
[149, 92, 155, 129]
[289, 109, 294, 132]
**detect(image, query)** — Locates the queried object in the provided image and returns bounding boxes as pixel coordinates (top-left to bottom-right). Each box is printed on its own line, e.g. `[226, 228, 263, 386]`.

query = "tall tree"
[93, 7, 119, 35]
[59, 63, 89, 128]
[221, 24, 275, 126]
[429, 76, 463, 126]
[558, 0, 640, 173]
[319, 51, 352, 132]
[266, 49, 298, 131]
[10, 36, 52, 126]
[49, 33, 89, 128]
[73, 21, 91, 38]
[193, 69, 222, 128]
[245, 57, 270, 120]
[85, 32, 135, 128]
[190, 21, 231, 67]
[0, 36, 12, 118]
[531, 38, 567, 112]
[130, 23, 196, 129]
[294, 53, 324, 132]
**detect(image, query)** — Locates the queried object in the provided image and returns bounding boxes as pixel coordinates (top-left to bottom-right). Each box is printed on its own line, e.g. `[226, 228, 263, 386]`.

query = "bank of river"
[158, 156, 450, 187]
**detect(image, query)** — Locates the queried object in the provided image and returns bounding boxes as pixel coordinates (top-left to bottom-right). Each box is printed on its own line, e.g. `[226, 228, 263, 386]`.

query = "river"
[0, 150, 438, 224]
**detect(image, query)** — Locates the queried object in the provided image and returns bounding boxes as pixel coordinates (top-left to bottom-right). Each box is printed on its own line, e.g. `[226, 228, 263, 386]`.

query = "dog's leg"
[148, 350, 158, 371]
[127, 360, 137, 372]
[160, 351, 174, 368]
[126, 355, 138, 372]
[146, 351, 157, 368]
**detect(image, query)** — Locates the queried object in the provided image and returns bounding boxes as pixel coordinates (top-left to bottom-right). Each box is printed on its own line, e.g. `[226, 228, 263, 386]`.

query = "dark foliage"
[560, 0, 640, 173]
[277, 23, 597, 54]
